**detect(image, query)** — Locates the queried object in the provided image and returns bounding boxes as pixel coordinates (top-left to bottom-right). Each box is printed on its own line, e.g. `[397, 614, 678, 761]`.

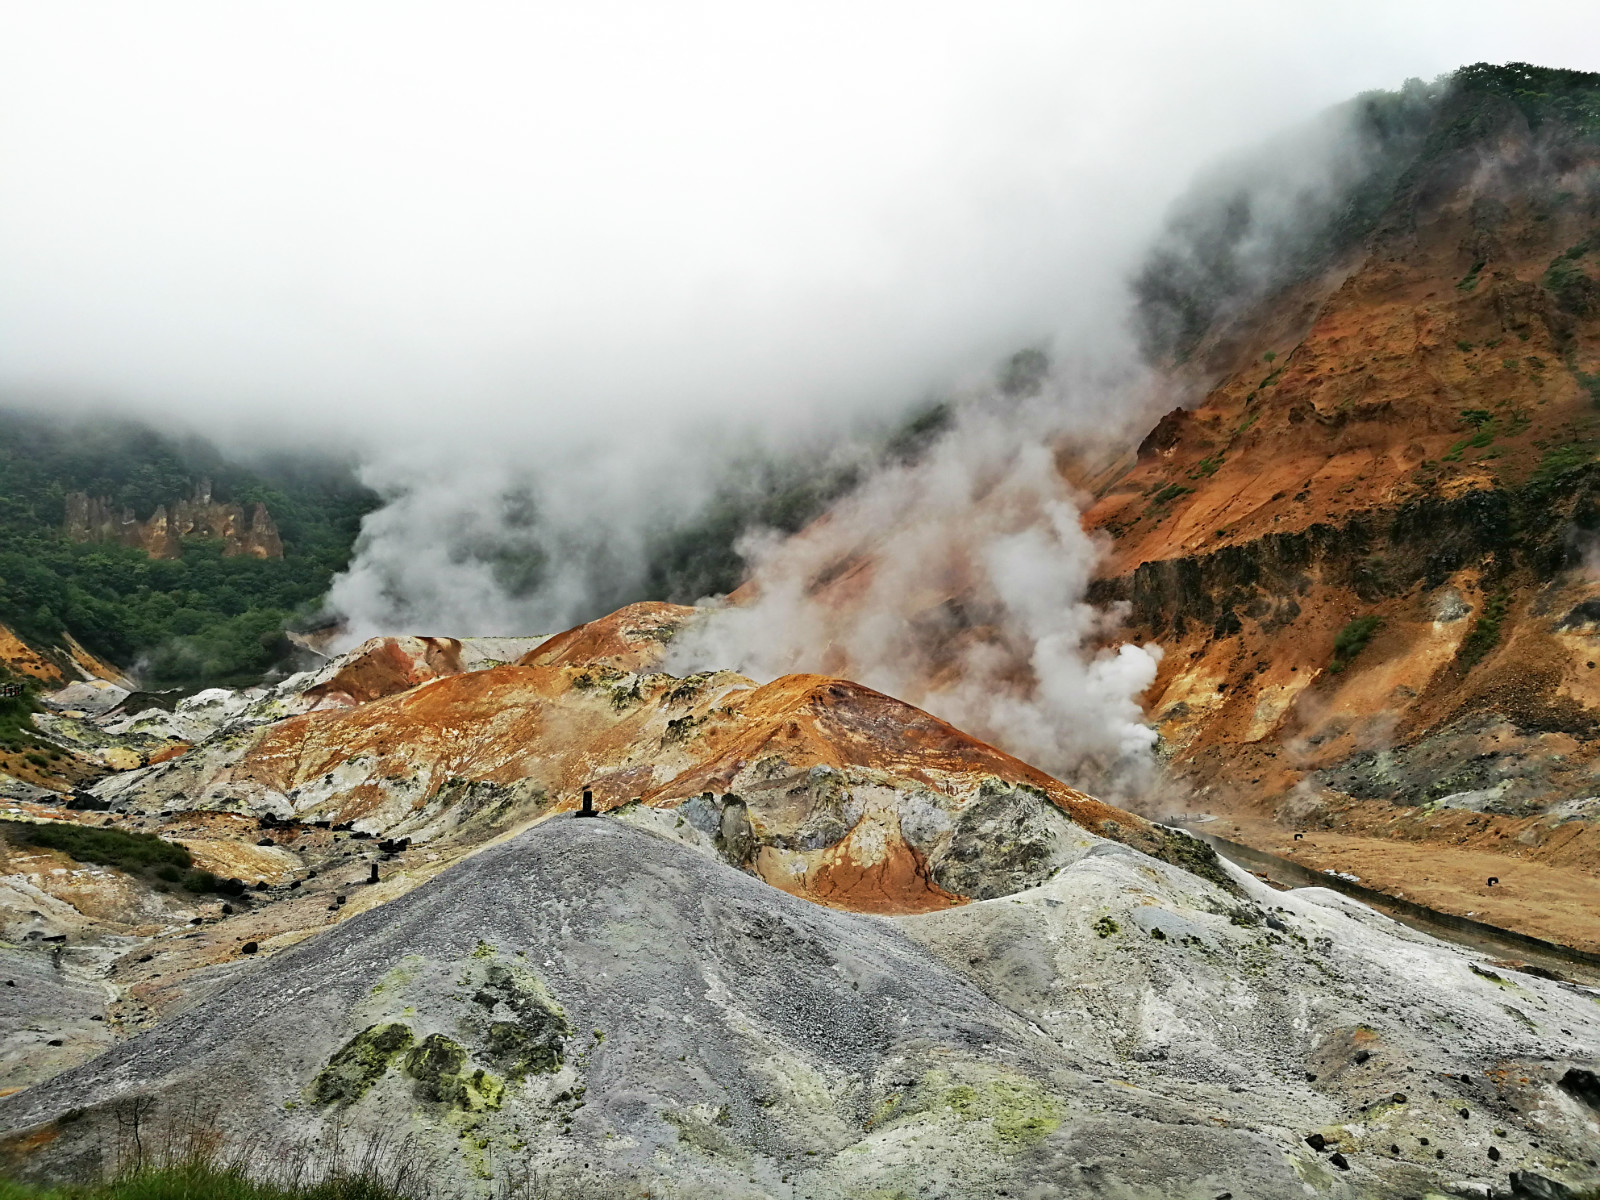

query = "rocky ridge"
[63, 480, 283, 560]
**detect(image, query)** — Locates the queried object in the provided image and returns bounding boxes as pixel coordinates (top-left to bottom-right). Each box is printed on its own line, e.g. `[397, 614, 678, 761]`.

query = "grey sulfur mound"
[2, 819, 1599, 1199]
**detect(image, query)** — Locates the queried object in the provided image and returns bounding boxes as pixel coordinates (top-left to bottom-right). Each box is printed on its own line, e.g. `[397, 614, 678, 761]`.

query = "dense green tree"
[0, 408, 378, 688]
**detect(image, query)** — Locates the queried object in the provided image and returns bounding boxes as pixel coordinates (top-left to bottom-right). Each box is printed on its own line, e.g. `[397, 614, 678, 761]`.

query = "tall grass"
[0, 1159, 409, 1200]
[0, 1108, 423, 1200]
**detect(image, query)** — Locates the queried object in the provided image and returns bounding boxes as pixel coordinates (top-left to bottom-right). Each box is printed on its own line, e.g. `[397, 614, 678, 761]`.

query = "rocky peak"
[64, 478, 283, 560]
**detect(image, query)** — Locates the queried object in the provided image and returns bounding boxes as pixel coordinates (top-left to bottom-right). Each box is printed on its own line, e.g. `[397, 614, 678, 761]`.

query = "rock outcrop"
[64, 480, 282, 560]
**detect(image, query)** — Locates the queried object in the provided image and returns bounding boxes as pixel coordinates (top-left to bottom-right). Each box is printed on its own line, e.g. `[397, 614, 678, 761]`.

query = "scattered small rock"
[1488, 1146, 1501, 1162]
[240, 942, 258, 955]
[1353, 1050, 1371, 1064]
[1305, 1133, 1326, 1151]
[1328, 1152, 1349, 1170]
[1392, 1092, 1407, 1104]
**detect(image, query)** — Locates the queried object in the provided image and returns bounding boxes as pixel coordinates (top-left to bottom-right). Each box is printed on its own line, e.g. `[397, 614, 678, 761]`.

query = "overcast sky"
[3, 1, 1597, 457]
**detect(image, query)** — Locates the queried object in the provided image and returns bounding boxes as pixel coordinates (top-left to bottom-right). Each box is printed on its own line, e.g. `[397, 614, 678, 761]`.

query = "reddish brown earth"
[1082, 89, 1600, 946]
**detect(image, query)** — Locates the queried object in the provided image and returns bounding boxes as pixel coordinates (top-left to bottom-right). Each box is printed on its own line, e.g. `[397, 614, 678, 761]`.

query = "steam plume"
[667, 359, 1167, 797]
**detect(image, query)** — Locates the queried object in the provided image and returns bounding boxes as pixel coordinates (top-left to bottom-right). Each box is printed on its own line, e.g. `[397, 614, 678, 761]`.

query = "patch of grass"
[1544, 236, 1599, 315]
[0, 1150, 419, 1200]
[0, 819, 190, 874]
[1456, 258, 1487, 290]
[0, 676, 46, 754]
[1456, 340, 1474, 352]
[1330, 615, 1383, 673]
[0, 819, 245, 894]
[1573, 364, 1600, 406]
[1530, 441, 1597, 485]
[1187, 455, 1226, 479]
[1457, 589, 1511, 670]
[1148, 483, 1191, 508]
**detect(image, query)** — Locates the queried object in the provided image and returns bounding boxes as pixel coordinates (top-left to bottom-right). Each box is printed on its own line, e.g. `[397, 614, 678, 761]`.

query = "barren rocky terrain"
[1, 62, 1599, 1200]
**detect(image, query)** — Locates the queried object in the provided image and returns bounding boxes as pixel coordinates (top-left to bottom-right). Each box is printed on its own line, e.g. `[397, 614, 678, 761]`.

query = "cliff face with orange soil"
[76, 601, 1227, 928]
[63, 479, 282, 560]
[1083, 69, 1600, 938]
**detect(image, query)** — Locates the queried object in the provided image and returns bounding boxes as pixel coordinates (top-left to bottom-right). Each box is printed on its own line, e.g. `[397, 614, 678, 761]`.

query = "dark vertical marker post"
[578, 788, 596, 818]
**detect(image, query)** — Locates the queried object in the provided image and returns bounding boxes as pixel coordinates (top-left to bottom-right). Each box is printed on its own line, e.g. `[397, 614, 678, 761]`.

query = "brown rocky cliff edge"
[64, 479, 282, 560]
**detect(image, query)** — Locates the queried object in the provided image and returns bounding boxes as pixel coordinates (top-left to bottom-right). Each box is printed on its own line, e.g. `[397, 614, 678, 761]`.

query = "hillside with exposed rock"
[3, 60, 1600, 1200]
[1083, 63, 1600, 950]
[1, 600, 1599, 1199]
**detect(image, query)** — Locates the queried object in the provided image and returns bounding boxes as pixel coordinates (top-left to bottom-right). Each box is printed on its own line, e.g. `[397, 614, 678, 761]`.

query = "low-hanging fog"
[3, 1, 1596, 790]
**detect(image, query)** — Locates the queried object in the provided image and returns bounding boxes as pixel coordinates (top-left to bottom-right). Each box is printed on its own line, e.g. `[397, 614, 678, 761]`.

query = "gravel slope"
[2, 817, 1598, 1199]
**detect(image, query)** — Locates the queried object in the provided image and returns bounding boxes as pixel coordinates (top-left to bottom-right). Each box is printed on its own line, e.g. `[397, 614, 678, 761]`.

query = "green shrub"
[0, 819, 190, 874]
[1530, 441, 1596, 486]
[1330, 615, 1383, 673]
[1457, 589, 1511, 669]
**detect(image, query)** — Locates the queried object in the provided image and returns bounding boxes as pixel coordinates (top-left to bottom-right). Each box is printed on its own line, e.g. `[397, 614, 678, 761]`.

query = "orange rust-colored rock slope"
[89, 603, 1217, 916]
[1081, 72, 1600, 947]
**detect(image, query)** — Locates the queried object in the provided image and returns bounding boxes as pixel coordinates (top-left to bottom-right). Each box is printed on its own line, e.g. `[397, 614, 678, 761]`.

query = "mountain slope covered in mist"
[0, 409, 378, 686]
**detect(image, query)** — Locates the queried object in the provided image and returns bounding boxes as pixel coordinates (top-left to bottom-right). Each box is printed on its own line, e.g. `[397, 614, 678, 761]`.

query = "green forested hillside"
[0, 408, 378, 686]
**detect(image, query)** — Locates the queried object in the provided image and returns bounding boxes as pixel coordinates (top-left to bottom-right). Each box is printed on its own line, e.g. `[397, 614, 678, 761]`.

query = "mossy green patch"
[939, 1078, 1062, 1149]
[462, 957, 572, 1080]
[310, 1022, 414, 1106]
[1330, 614, 1382, 673]
[1132, 823, 1242, 896]
[403, 1033, 504, 1111]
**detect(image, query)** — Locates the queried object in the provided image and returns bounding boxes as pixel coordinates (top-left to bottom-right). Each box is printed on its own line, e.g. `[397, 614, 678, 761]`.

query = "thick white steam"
[667, 369, 1165, 793]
